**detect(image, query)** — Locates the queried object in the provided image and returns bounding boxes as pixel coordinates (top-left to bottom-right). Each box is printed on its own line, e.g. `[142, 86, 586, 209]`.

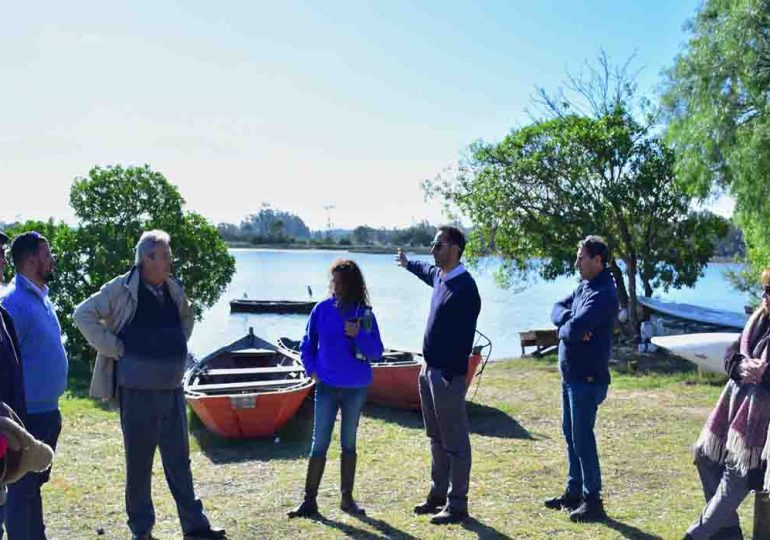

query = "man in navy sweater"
[397, 225, 481, 525]
[546, 235, 618, 523]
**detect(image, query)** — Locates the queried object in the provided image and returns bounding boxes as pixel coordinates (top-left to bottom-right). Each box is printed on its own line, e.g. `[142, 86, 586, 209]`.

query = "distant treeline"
[713, 222, 746, 259]
[216, 206, 441, 247]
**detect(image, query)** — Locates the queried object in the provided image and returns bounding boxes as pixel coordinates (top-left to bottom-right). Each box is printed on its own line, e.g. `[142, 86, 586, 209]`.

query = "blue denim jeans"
[310, 382, 368, 457]
[2, 410, 62, 540]
[562, 381, 608, 500]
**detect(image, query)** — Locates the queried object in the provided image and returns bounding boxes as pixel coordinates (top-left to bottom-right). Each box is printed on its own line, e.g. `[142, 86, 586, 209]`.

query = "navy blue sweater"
[407, 261, 481, 377]
[551, 269, 618, 385]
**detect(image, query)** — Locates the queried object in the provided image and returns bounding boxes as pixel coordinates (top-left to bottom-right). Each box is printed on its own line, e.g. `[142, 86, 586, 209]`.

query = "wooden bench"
[204, 366, 304, 376]
[188, 378, 309, 393]
[228, 348, 276, 357]
[519, 329, 559, 357]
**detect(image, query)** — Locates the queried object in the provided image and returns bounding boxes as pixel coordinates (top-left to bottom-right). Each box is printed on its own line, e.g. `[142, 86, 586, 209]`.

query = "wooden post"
[755, 490, 770, 539]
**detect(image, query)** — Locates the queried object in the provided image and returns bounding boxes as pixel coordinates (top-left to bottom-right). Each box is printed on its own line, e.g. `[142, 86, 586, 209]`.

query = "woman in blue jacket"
[288, 259, 383, 519]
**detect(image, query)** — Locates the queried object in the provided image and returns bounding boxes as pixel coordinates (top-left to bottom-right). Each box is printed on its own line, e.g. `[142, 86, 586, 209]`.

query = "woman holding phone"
[288, 259, 383, 518]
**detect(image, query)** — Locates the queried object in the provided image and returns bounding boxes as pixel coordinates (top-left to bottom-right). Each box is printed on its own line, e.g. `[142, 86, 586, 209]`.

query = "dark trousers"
[2, 410, 62, 540]
[686, 454, 749, 539]
[119, 387, 209, 536]
[418, 365, 471, 512]
[561, 381, 608, 500]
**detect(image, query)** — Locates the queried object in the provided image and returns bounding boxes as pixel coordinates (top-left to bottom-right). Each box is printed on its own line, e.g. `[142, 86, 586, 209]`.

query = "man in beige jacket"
[74, 230, 225, 540]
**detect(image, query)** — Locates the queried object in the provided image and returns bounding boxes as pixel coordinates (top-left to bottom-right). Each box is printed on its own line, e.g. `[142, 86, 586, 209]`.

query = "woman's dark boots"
[288, 456, 326, 518]
[340, 451, 366, 515]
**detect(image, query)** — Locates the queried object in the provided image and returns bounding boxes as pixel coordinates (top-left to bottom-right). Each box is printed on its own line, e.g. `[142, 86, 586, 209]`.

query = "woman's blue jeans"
[310, 382, 368, 457]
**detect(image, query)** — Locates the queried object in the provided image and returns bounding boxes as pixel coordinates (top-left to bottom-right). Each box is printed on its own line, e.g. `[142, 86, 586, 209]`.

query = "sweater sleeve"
[300, 305, 320, 376]
[558, 288, 616, 343]
[406, 260, 438, 288]
[445, 285, 482, 375]
[353, 310, 384, 360]
[551, 291, 574, 327]
[73, 282, 125, 359]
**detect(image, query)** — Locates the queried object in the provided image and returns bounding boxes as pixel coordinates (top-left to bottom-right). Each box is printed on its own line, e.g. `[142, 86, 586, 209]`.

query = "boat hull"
[650, 332, 739, 374]
[184, 329, 313, 439]
[229, 300, 316, 314]
[368, 352, 483, 411]
[187, 385, 312, 438]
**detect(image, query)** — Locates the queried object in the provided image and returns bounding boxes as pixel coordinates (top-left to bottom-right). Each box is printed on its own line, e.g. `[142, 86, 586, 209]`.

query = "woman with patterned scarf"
[684, 268, 770, 540]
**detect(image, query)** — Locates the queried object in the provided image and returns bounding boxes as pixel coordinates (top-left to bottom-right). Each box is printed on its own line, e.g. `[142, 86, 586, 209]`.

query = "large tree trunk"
[625, 257, 640, 340]
[609, 259, 629, 307]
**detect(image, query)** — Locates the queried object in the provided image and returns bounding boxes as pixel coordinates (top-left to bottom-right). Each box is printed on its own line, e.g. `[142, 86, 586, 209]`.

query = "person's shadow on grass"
[311, 513, 419, 540]
[460, 516, 514, 539]
[364, 402, 536, 440]
[600, 516, 663, 540]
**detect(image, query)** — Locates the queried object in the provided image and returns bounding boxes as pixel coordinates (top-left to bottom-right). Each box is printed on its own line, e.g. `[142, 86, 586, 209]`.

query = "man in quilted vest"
[74, 230, 225, 540]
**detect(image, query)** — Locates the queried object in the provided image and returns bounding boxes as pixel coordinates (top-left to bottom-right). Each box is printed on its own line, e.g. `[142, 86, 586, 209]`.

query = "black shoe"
[287, 497, 319, 518]
[413, 496, 447, 515]
[569, 499, 606, 523]
[544, 491, 582, 511]
[430, 506, 469, 525]
[287, 455, 326, 519]
[183, 527, 227, 540]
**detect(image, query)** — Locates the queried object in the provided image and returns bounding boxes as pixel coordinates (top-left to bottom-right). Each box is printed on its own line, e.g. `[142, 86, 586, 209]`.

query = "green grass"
[41, 357, 750, 539]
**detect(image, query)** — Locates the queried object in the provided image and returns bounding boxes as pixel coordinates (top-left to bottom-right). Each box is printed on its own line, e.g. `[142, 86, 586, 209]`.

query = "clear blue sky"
[0, 0, 711, 230]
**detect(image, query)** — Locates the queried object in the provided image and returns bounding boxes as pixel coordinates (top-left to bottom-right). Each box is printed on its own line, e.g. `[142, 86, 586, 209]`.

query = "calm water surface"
[188, 249, 748, 361]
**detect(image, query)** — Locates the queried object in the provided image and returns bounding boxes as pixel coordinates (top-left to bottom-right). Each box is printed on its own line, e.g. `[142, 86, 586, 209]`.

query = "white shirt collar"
[440, 263, 467, 282]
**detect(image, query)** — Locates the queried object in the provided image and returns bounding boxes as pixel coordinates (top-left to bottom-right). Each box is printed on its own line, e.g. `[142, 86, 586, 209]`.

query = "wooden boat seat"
[188, 378, 310, 392]
[228, 348, 276, 357]
[204, 366, 305, 376]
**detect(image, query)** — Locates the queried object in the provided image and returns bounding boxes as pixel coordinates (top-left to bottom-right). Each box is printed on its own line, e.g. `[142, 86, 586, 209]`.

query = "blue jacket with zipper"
[551, 268, 618, 385]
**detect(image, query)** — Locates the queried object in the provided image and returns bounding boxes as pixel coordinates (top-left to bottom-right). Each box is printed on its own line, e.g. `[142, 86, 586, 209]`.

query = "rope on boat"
[468, 329, 492, 403]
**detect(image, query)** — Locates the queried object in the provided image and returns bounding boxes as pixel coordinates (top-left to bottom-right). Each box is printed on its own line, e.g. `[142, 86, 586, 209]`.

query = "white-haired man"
[74, 230, 225, 540]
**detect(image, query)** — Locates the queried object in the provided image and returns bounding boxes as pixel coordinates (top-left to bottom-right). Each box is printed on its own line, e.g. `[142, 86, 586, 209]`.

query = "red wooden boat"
[184, 329, 314, 438]
[277, 332, 491, 411]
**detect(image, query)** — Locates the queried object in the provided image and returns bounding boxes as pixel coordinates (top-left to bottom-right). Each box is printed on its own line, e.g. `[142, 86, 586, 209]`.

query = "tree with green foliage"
[427, 57, 728, 334]
[5, 165, 235, 381]
[663, 0, 770, 290]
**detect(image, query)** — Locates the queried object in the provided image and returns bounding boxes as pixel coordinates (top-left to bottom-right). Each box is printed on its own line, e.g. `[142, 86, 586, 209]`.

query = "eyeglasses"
[430, 241, 452, 250]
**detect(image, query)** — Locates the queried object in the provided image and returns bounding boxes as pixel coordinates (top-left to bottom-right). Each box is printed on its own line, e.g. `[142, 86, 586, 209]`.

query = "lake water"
[188, 249, 749, 361]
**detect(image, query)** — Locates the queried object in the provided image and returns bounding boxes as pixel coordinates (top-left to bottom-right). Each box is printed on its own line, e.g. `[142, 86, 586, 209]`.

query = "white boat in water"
[650, 333, 739, 374]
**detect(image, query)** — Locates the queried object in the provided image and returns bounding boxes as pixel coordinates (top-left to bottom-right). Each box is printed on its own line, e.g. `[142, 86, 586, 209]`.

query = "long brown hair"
[328, 259, 370, 307]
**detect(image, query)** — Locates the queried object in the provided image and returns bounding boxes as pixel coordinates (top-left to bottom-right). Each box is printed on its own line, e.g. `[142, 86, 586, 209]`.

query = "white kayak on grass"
[650, 332, 740, 374]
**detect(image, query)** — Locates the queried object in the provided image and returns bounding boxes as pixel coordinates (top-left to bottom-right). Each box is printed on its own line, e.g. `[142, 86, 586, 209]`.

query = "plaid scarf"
[694, 309, 770, 486]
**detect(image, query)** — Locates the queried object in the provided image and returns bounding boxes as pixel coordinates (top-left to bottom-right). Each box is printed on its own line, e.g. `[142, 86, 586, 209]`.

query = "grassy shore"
[41, 357, 748, 539]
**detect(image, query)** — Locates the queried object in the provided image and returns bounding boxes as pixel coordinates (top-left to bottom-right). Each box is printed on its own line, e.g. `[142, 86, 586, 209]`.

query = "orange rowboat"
[184, 329, 314, 439]
[277, 331, 491, 411]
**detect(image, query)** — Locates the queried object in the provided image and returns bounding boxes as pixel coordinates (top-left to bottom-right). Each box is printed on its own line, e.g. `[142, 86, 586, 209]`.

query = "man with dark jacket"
[0, 230, 26, 421]
[546, 235, 618, 523]
[397, 226, 481, 525]
[0, 229, 29, 538]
